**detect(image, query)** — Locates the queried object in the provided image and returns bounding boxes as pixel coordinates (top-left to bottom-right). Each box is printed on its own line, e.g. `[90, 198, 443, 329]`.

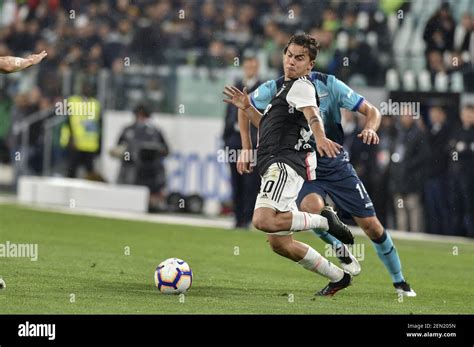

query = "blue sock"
[313, 229, 343, 250]
[371, 230, 405, 283]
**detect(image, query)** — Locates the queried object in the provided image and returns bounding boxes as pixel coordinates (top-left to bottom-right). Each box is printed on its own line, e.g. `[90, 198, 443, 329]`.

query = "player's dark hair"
[283, 34, 320, 62]
[134, 104, 151, 118]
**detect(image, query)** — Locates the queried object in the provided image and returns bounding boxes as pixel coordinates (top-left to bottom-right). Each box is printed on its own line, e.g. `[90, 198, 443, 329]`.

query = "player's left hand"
[357, 128, 379, 145]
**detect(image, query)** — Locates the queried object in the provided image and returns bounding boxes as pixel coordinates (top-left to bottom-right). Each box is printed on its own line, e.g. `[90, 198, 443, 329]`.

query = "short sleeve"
[330, 76, 364, 111]
[285, 78, 317, 111]
[250, 80, 277, 111]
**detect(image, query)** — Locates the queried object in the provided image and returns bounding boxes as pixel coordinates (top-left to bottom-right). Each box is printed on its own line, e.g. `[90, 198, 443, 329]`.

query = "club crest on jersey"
[263, 103, 272, 115]
[275, 84, 286, 97]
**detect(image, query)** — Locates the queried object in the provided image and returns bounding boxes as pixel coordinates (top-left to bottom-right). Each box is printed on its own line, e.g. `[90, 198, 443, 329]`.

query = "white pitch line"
[1, 196, 473, 244]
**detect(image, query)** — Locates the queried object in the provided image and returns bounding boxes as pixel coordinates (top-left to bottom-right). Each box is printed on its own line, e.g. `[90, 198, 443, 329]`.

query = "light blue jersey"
[250, 71, 365, 179]
[251, 71, 364, 146]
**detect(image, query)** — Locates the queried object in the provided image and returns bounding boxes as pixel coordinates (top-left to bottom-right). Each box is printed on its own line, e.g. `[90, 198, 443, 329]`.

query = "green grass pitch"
[1, 203, 473, 314]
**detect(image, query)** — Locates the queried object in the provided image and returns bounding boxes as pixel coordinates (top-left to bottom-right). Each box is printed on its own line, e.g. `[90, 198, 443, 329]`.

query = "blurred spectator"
[453, 14, 473, 53]
[342, 110, 376, 195]
[372, 115, 397, 228]
[426, 49, 446, 75]
[195, 0, 218, 50]
[447, 104, 474, 237]
[36, 43, 62, 99]
[389, 113, 429, 232]
[8, 88, 43, 175]
[200, 40, 226, 78]
[59, 83, 102, 179]
[129, 2, 169, 65]
[322, 7, 341, 33]
[0, 91, 12, 163]
[340, 9, 359, 37]
[453, 13, 474, 91]
[262, 21, 282, 70]
[98, 21, 127, 69]
[423, 106, 451, 235]
[310, 28, 337, 73]
[423, 3, 455, 54]
[222, 54, 261, 229]
[112, 105, 169, 212]
[108, 58, 127, 109]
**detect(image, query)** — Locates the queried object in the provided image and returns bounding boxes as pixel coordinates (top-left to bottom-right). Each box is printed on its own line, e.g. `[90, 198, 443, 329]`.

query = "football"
[154, 258, 192, 294]
[0, 278, 5, 290]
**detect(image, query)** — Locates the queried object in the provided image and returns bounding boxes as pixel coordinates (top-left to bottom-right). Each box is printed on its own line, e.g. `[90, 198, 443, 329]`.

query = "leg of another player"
[266, 234, 344, 283]
[353, 215, 415, 296]
[252, 207, 328, 233]
[353, 216, 403, 283]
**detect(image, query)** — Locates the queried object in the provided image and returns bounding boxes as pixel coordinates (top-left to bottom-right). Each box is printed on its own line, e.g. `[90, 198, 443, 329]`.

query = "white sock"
[298, 246, 344, 282]
[290, 211, 329, 232]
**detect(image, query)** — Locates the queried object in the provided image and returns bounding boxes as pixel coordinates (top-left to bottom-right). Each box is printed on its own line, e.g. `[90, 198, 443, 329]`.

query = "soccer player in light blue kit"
[237, 42, 416, 297]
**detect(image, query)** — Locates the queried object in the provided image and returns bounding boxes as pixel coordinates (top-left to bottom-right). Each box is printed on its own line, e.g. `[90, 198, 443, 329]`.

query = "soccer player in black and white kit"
[223, 34, 353, 296]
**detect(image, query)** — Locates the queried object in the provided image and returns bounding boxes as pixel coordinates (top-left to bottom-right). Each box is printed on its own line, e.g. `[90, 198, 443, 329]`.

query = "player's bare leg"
[253, 205, 353, 243]
[352, 216, 384, 239]
[300, 193, 361, 275]
[299, 192, 325, 214]
[252, 206, 328, 233]
[266, 234, 351, 296]
[266, 234, 311, 260]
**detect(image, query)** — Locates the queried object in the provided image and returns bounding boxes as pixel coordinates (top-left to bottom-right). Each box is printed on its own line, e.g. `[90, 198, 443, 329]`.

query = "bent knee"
[268, 240, 290, 256]
[253, 215, 274, 232]
[299, 195, 324, 214]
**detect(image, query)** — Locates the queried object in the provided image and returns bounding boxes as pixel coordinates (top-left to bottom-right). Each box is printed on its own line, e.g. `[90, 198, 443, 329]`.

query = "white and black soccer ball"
[0, 278, 5, 290]
[154, 258, 192, 294]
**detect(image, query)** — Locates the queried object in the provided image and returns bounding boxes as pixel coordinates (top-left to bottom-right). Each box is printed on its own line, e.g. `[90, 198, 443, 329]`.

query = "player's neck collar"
[284, 74, 310, 82]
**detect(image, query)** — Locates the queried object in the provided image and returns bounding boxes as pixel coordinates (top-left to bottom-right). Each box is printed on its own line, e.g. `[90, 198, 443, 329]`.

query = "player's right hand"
[223, 86, 251, 110]
[316, 137, 342, 158]
[27, 50, 47, 65]
[237, 149, 253, 175]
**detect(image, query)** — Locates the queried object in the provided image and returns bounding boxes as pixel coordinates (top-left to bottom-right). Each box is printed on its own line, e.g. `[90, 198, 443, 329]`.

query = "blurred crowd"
[0, 0, 473, 235]
[0, 0, 470, 94]
[423, 3, 473, 91]
[342, 104, 474, 238]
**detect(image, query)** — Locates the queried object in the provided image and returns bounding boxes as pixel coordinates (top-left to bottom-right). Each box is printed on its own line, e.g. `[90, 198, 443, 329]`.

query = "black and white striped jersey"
[256, 76, 318, 180]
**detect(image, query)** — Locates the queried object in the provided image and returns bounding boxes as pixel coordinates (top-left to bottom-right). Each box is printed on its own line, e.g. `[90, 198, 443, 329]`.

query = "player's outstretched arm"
[0, 51, 47, 74]
[222, 86, 262, 127]
[301, 106, 342, 158]
[238, 107, 252, 149]
[356, 100, 381, 145]
[236, 107, 253, 174]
